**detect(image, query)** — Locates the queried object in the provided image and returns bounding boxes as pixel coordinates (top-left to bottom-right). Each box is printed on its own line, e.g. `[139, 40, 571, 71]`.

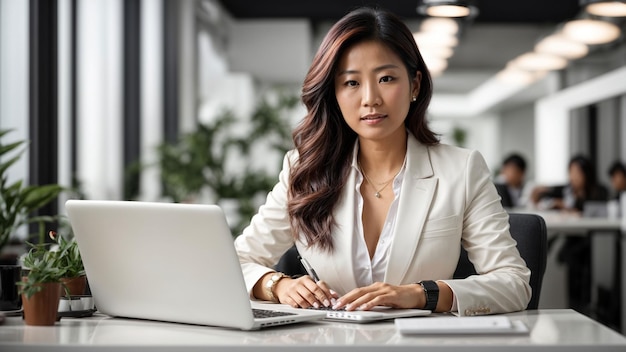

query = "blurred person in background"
[607, 161, 626, 200]
[532, 154, 609, 312]
[532, 154, 608, 213]
[494, 153, 534, 209]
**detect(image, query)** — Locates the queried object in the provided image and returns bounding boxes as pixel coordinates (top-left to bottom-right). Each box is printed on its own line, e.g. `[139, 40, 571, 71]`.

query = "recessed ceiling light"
[496, 68, 543, 86]
[420, 45, 455, 59]
[420, 17, 459, 35]
[583, 0, 626, 17]
[562, 19, 621, 45]
[511, 52, 569, 71]
[413, 31, 459, 48]
[416, 1, 478, 18]
[422, 55, 448, 76]
[535, 34, 589, 60]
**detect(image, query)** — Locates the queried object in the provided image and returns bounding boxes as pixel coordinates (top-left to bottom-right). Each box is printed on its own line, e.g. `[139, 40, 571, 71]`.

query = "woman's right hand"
[274, 276, 337, 309]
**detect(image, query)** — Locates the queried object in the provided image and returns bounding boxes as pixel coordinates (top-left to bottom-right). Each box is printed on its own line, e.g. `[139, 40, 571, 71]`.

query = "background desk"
[512, 209, 624, 333]
[1, 309, 625, 351]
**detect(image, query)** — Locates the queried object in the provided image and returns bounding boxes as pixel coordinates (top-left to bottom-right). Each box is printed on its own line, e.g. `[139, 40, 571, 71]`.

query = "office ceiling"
[220, 0, 581, 24]
[218, 1, 587, 102]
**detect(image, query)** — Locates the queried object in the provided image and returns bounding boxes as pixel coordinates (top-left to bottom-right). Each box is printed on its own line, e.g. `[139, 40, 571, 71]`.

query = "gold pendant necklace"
[358, 161, 396, 198]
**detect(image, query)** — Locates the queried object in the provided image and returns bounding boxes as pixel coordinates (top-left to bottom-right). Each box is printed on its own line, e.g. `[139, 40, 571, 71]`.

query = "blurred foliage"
[452, 126, 467, 148]
[156, 93, 298, 235]
[0, 129, 65, 252]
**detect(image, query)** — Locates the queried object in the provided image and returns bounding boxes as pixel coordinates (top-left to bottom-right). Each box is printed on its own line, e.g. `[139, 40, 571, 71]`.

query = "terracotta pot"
[21, 282, 62, 326]
[60, 276, 87, 296]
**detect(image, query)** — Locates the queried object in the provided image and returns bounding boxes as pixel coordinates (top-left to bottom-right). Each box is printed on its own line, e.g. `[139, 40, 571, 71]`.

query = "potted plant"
[17, 240, 66, 326]
[0, 129, 64, 263]
[50, 230, 86, 296]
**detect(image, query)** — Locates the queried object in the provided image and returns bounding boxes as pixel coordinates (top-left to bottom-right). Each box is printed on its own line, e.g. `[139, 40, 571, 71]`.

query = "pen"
[298, 255, 338, 307]
[298, 256, 320, 282]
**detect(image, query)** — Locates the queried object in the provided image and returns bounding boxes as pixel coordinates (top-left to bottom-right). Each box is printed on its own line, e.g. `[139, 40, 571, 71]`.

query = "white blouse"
[351, 153, 407, 287]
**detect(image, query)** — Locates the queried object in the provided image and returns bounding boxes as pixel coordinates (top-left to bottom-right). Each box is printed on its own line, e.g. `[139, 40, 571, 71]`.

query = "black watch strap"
[419, 280, 439, 311]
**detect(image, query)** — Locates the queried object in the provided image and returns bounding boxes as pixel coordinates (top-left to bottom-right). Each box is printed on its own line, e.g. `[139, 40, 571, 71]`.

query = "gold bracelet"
[264, 272, 288, 302]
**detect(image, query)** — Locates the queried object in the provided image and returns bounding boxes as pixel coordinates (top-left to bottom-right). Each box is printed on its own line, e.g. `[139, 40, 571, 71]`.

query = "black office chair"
[276, 212, 548, 310]
[453, 213, 547, 309]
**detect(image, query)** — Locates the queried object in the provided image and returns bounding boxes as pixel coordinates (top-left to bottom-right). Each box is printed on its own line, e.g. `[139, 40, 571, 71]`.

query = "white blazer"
[234, 133, 531, 316]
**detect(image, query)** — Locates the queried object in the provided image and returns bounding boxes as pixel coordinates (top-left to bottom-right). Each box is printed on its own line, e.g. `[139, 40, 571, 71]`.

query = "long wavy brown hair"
[288, 7, 438, 251]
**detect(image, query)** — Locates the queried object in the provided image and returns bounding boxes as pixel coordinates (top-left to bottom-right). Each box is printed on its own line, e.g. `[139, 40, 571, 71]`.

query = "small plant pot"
[60, 275, 87, 296]
[21, 282, 62, 326]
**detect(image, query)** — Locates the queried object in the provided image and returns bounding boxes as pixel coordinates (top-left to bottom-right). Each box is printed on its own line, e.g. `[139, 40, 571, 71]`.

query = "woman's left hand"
[332, 282, 424, 311]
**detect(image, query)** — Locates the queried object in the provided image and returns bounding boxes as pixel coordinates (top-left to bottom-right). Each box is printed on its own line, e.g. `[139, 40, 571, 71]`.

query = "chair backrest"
[453, 213, 548, 309]
[277, 213, 548, 310]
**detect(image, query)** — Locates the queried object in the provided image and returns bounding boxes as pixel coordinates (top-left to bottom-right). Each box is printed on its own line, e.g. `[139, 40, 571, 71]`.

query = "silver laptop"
[64, 200, 326, 330]
[583, 201, 608, 218]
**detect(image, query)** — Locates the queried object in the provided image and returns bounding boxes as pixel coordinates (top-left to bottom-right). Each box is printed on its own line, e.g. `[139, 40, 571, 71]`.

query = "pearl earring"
[411, 96, 417, 102]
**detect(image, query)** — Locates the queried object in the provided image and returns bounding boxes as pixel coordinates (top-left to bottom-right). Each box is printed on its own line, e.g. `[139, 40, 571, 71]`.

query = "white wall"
[430, 114, 501, 173]
[499, 104, 536, 179]
[227, 19, 312, 84]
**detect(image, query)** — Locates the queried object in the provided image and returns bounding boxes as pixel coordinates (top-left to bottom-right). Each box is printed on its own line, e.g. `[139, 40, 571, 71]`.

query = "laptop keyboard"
[306, 306, 346, 311]
[252, 308, 296, 319]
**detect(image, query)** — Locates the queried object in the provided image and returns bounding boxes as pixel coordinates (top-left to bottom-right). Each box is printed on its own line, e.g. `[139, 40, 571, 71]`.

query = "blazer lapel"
[384, 136, 437, 284]
[327, 164, 359, 293]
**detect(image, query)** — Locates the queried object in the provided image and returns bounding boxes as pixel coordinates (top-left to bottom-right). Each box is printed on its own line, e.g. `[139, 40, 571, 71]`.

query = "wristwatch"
[265, 272, 288, 302]
[419, 280, 439, 311]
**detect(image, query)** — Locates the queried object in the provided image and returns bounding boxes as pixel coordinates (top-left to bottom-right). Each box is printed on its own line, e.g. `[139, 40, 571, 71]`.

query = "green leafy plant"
[0, 129, 64, 252]
[452, 126, 468, 147]
[50, 230, 85, 279]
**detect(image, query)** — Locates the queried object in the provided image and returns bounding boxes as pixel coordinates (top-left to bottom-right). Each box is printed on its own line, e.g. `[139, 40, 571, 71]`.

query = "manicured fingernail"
[332, 300, 342, 310]
[331, 298, 337, 306]
[358, 304, 367, 311]
[313, 302, 320, 309]
[323, 299, 330, 307]
[330, 289, 337, 295]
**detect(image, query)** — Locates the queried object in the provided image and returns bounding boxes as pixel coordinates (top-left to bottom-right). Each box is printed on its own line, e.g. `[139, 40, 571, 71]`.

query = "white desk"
[511, 209, 625, 334]
[512, 209, 622, 234]
[1, 309, 625, 351]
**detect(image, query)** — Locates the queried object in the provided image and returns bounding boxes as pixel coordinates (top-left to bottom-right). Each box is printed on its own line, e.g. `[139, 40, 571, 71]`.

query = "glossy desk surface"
[1, 309, 625, 351]
[512, 209, 623, 234]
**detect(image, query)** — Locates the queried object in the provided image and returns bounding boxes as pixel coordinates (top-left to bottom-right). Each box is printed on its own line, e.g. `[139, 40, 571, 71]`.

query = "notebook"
[395, 315, 529, 335]
[64, 200, 326, 330]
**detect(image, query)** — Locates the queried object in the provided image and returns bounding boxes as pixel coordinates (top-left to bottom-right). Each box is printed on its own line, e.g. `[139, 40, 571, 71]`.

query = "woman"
[533, 154, 608, 212]
[234, 7, 531, 315]
[532, 154, 608, 311]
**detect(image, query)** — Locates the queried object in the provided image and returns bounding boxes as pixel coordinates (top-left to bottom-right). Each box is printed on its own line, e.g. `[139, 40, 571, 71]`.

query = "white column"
[0, 0, 29, 240]
[139, 0, 164, 201]
[622, 192, 626, 334]
[178, 0, 196, 133]
[58, 0, 72, 208]
[535, 66, 626, 185]
[0, 0, 29, 185]
[77, 0, 123, 200]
